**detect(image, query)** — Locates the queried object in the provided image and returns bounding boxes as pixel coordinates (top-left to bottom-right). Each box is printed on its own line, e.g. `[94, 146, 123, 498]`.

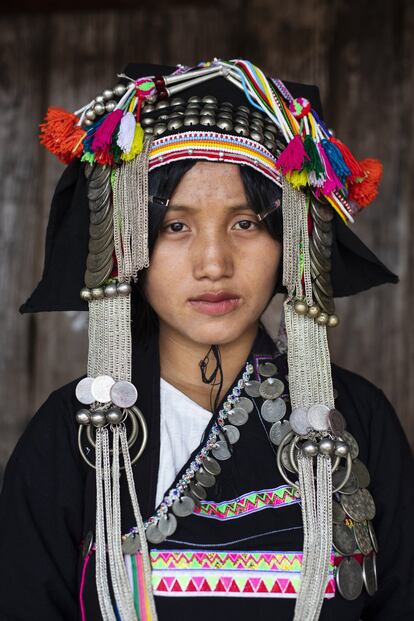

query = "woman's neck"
[159, 322, 259, 412]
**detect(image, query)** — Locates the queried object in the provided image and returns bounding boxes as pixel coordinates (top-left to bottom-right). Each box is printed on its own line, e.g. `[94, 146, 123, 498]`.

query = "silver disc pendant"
[352, 459, 371, 488]
[307, 404, 330, 431]
[244, 380, 261, 397]
[110, 380, 138, 408]
[195, 467, 216, 488]
[158, 513, 178, 537]
[354, 521, 373, 556]
[333, 523, 358, 555]
[281, 443, 297, 474]
[269, 420, 291, 445]
[363, 554, 378, 595]
[122, 533, 141, 555]
[227, 407, 249, 426]
[172, 495, 195, 517]
[202, 455, 221, 476]
[341, 488, 376, 523]
[261, 398, 286, 423]
[289, 407, 310, 436]
[190, 480, 207, 500]
[367, 520, 379, 553]
[76, 377, 95, 405]
[237, 397, 254, 413]
[336, 557, 363, 600]
[332, 469, 359, 495]
[258, 361, 277, 377]
[91, 375, 115, 403]
[212, 439, 232, 461]
[259, 377, 284, 400]
[342, 431, 359, 459]
[146, 523, 165, 544]
[328, 408, 346, 436]
[332, 500, 346, 524]
[221, 424, 240, 444]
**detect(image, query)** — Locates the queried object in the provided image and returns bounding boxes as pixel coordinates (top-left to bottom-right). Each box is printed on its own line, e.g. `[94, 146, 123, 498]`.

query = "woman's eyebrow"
[167, 203, 254, 213]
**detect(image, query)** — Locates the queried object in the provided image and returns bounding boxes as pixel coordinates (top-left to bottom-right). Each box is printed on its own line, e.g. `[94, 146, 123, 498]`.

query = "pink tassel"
[318, 143, 342, 195]
[276, 134, 309, 174]
[91, 109, 123, 153]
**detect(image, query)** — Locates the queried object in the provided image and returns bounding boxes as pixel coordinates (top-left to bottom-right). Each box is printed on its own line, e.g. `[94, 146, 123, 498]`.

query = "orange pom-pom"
[39, 107, 85, 164]
[348, 158, 383, 207]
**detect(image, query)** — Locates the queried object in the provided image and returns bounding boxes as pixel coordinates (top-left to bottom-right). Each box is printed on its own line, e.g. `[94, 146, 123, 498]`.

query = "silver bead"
[117, 282, 132, 296]
[318, 437, 335, 455]
[104, 284, 118, 298]
[91, 287, 104, 300]
[113, 83, 127, 98]
[95, 95, 104, 104]
[316, 312, 329, 326]
[76, 409, 91, 425]
[93, 103, 105, 115]
[307, 304, 321, 318]
[85, 109, 96, 121]
[90, 410, 107, 428]
[103, 89, 114, 101]
[83, 119, 93, 127]
[328, 314, 340, 328]
[334, 440, 349, 457]
[294, 299, 308, 315]
[80, 287, 93, 302]
[302, 440, 318, 457]
[106, 406, 123, 424]
[105, 100, 116, 113]
[154, 123, 167, 135]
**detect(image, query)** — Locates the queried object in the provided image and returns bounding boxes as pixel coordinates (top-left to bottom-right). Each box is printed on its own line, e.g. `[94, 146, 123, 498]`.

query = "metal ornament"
[259, 377, 284, 399]
[354, 521, 374, 556]
[91, 375, 115, 403]
[146, 522, 165, 544]
[158, 513, 178, 537]
[76, 377, 95, 405]
[227, 406, 249, 426]
[172, 496, 195, 517]
[110, 380, 138, 408]
[362, 554, 378, 595]
[332, 522, 358, 555]
[122, 533, 141, 555]
[261, 398, 286, 422]
[336, 557, 364, 601]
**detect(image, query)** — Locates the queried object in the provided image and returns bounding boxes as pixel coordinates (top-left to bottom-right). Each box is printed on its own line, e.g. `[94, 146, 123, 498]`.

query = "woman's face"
[143, 161, 282, 346]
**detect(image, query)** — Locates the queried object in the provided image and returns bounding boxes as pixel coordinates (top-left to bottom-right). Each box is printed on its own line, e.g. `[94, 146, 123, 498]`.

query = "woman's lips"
[188, 297, 241, 316]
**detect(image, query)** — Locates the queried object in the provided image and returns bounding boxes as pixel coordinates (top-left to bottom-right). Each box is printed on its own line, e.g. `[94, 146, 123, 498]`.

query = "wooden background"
[1, 0, 412, 481]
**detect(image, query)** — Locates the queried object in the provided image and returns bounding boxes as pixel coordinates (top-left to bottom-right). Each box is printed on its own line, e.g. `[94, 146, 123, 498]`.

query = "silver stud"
[103, 89, 114, 101]
[94, 103, 105, 115]
[200, 109, 216, 117]
[217, 119, 233, 131]
[90, 411, 107, 428]
[141, 117, 155, 127]
[250, 130, 263, 142]
[76, 409, 91, 425]
[252, 110, 264, 120]
[251, 119, 264, 130]
[105, 100, 116, 113]
[237, 105, 250, 114]
[217, 111, 232, 120]
[157, 114, 169, 121]
[143, 127, 154, 135]
[170, 97, 186, 107]
[264, 140, 276, 151]
[183, 116, 199, 126]
[113, 84, 127, 98]
[155, 100, 169, 110]
[234, 124, 249, 137]
[141, 104, 155, 114]
[85, 109, 96, 121]
[188, 96, 201, 103]
[154, 123, 167, 135]
[106, 407, 123, 424]
[200, 116, 216, 126]
[167, 118, 184, 130]
[234, 117, 249, 127]
[201, 95, 218, 104]
[264, 130, 277, 141]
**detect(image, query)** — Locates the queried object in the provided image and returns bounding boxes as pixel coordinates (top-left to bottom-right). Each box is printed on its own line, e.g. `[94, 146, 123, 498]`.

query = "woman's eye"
[163, 222, 189, 233]
[233, 219, 259, 230]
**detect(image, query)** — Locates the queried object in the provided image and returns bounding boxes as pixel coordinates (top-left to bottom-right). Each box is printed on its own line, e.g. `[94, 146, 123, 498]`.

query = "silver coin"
[158, 513, 177, 537]
[88, 230, 113, 255]
[221, 424, 240, 444]
[342, 431, 359, 459]
[307, 404, 330, 431]
[76, 377, 95, 405]
[122, 533, 141, 554]
[332, 468, 359, 494]
[328, 408, 346, 436]
[258, 361, 277, 377]
[202, 455, 221, 476]
[269, 420, 291, 445]
[146, 522, 165, 544]
[89, 213, 113, 239]
[90, 200, 112, 225]
[281, 443, 297, 474]
[311, 233, 332, 259]
[313, 223, 333, 247]
[88, 164, 110, 184]
[91, 375, 115, 403]
[261, 398, 286, 423]
[237, 397, 254, 413]
[313, 273, 334, 299]
[289, 407, 310, 436]
[354, 521, 373, 556]
[227, 407, 249, 426]
[309, 239, 331, 273]
[110, 380, 138, 408]
[333, 522, 358, 555]
[189, 480, 207, 500]
[88, 181, 110, 201]
[86, 244, 114, 272]
[336, 557, 363, 601]
[186, 490, 202, 508]
[367, 520, 379, 553]
[244, 380, 261, 398]
[172, 495, 195, 517]
[212, 440, 231, 461]
[341, 488, 376, 523]
[362, 554, 378, 595]
[84, 256, 114, 288]
[311, 209, 333, 233]
[195, 467, 216, 488]
[332, 500, 346, 524]
[89, 188, 112, 213]
[352, 459, 371, 488]
[84, 163, 94, 179]
[313, 285, 335, 315]
[259, 377, 284, 400]
[310, 201, 334, 223]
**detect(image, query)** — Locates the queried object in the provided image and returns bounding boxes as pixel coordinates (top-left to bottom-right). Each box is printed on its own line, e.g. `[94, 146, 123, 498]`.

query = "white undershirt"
[155, 378, 213, 507]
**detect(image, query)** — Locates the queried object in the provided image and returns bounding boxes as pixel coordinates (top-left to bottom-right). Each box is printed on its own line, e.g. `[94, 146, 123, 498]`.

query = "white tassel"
[117, 111, 136, 153]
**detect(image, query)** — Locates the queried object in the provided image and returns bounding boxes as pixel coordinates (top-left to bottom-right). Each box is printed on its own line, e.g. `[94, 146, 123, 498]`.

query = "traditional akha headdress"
[22, 60, 397, 620]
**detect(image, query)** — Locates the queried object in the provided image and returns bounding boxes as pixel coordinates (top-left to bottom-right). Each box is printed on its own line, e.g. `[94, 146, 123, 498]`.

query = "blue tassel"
[321, 138, 351, 181]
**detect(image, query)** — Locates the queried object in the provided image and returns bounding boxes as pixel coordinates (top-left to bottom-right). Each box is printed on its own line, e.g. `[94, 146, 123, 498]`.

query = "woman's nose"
[192, 230, 234, 281]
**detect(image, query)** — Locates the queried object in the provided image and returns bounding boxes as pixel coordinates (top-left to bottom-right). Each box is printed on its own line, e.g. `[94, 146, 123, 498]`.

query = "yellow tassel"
[286, 169, 308, 189]
[121, 123, 144, 161]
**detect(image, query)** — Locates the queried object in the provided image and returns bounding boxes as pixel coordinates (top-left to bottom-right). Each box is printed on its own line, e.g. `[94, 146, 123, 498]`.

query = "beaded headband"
[37, 59, 385, 621]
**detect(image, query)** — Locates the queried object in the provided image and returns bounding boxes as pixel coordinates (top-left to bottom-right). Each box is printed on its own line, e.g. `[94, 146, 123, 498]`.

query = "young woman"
[0, 60, 413, 621]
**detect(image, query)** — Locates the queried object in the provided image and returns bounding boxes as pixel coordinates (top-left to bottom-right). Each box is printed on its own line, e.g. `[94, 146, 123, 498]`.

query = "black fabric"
[19, 62, 398, 314]
[0, 325, 413, 620]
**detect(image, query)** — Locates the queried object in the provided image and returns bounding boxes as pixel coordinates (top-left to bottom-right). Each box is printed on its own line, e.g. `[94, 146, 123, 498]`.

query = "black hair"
[131, 160, 283, 336]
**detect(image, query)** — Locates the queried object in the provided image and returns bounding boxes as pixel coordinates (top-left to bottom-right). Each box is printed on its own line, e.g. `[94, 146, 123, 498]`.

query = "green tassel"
[303, 135, 325, 177]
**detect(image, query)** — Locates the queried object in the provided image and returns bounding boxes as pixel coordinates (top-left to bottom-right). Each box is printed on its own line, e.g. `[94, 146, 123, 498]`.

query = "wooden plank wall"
[0, 0, 412, 480]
